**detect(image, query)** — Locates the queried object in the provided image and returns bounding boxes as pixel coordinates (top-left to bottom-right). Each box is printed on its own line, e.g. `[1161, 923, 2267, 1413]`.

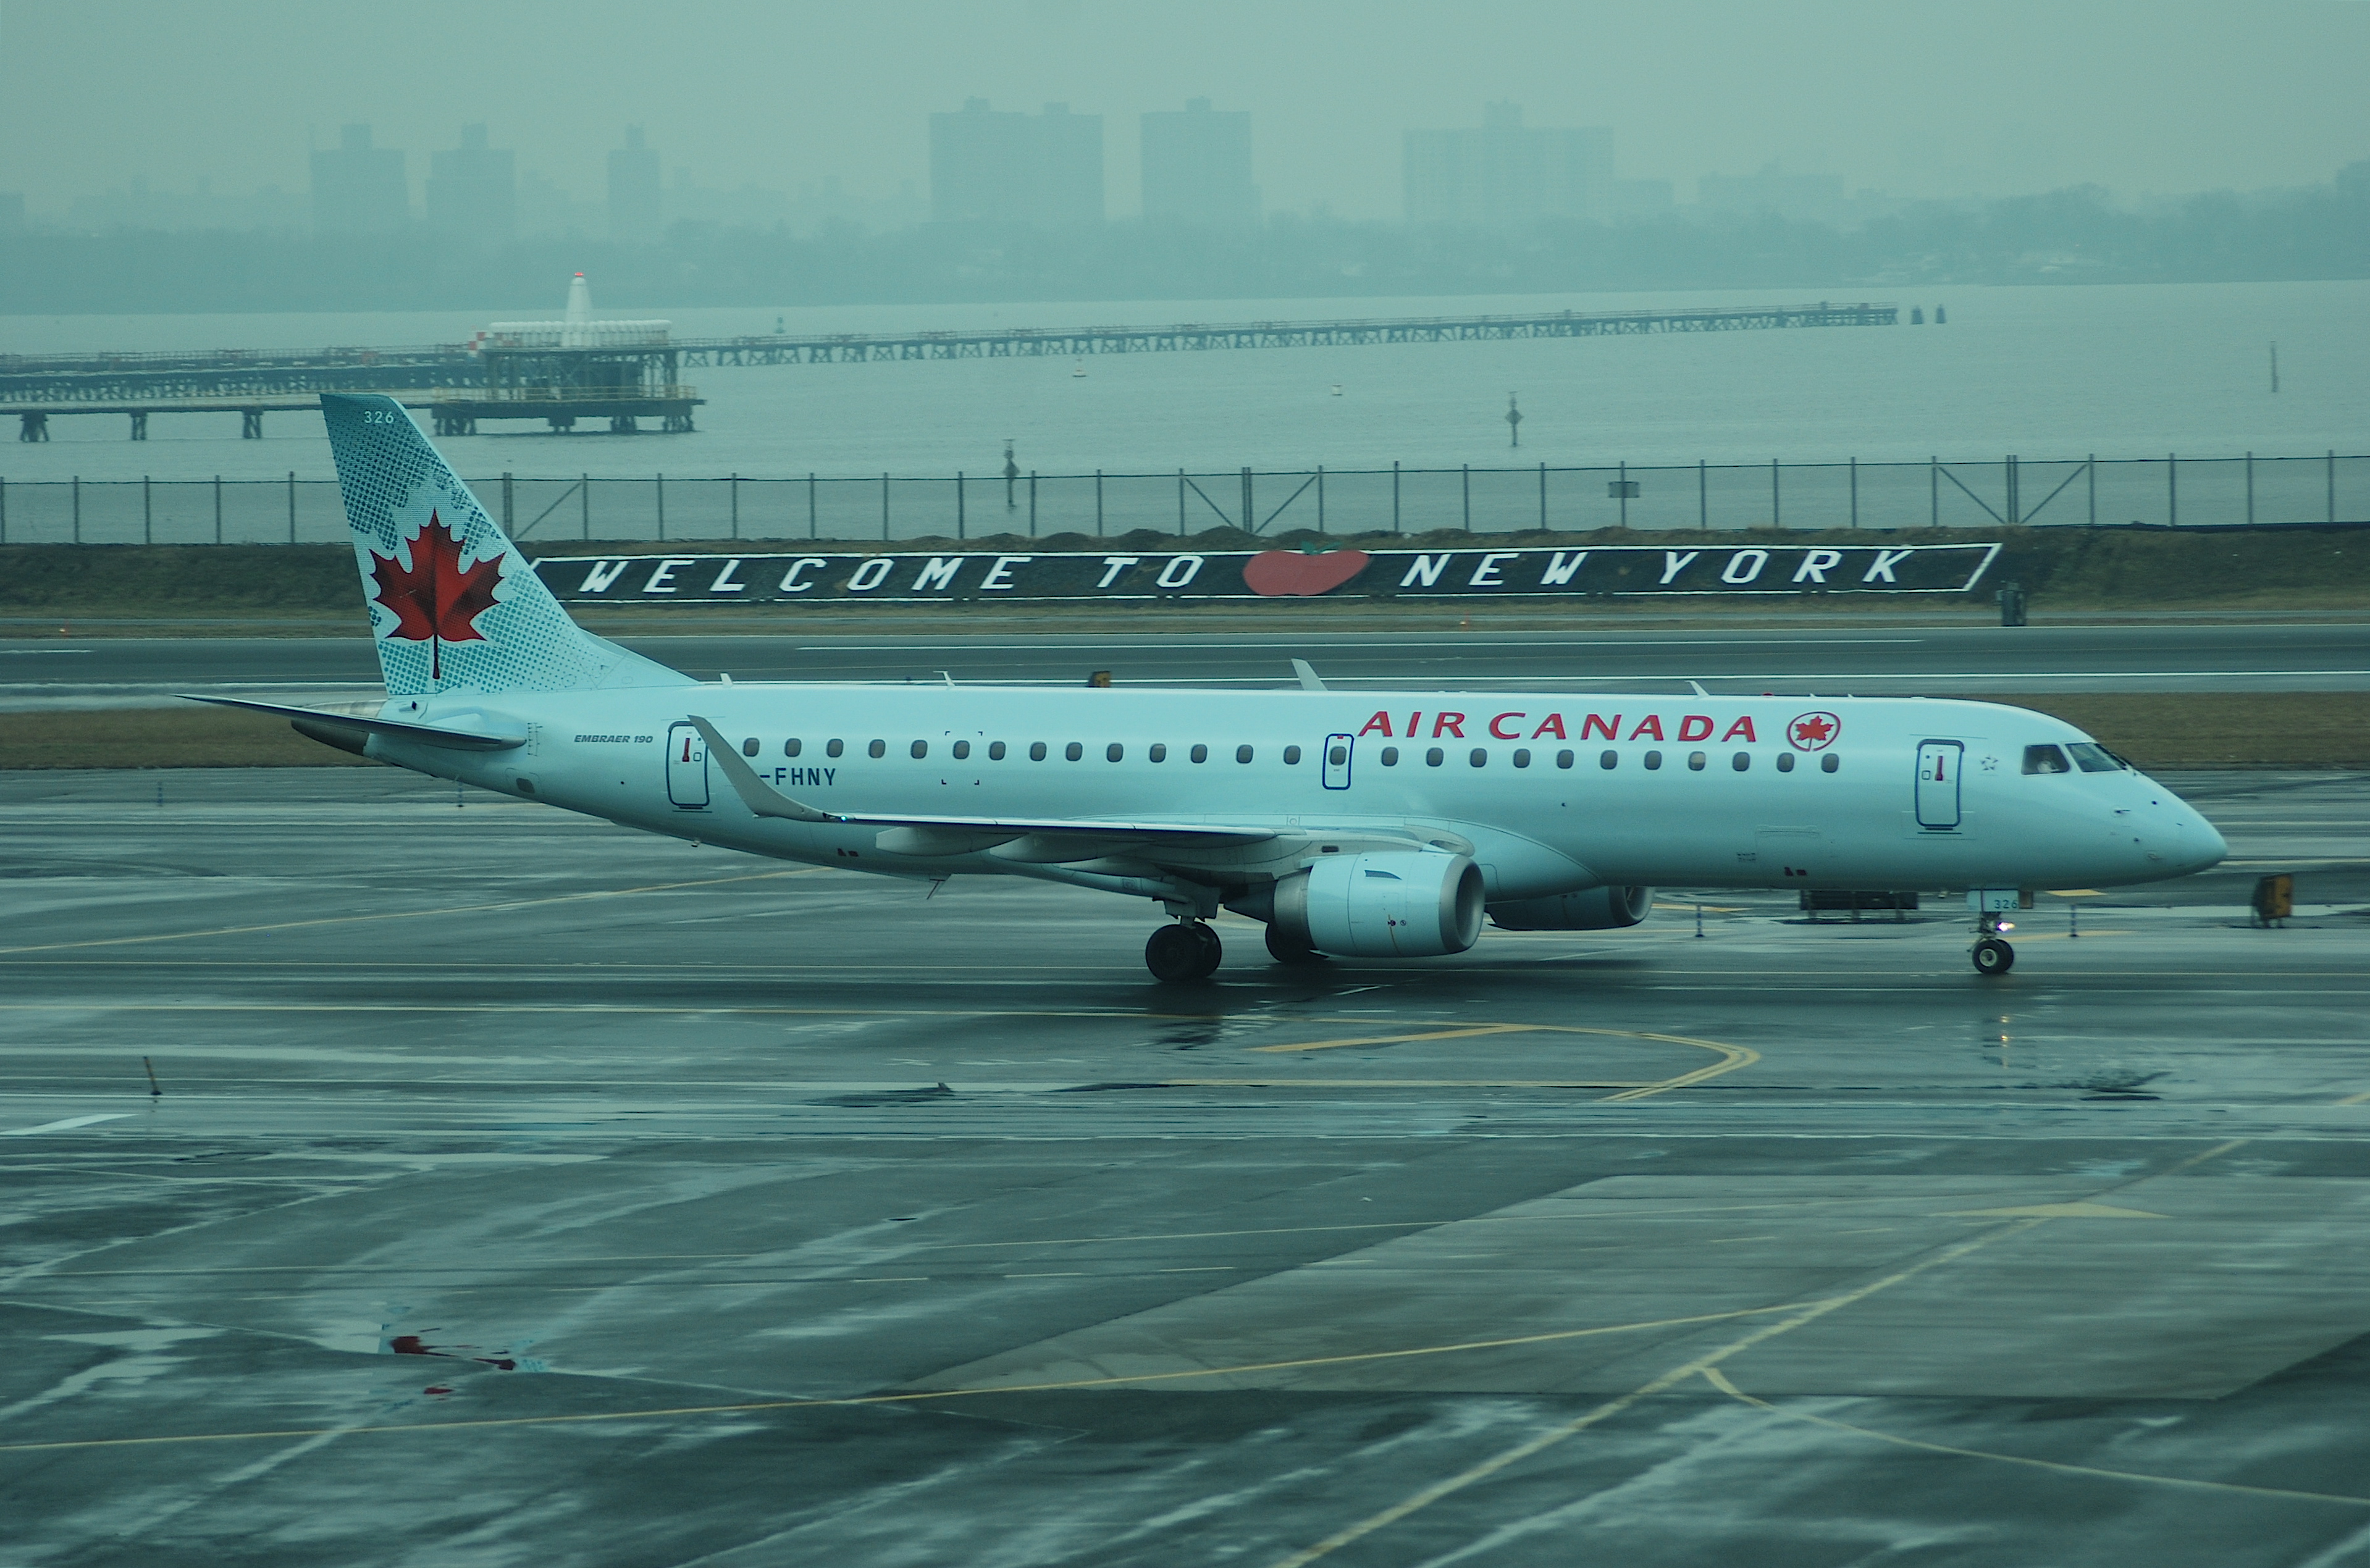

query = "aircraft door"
[1915, 740, 1962, 829]
[1321, 732, 1354, 790]
[666, 721, 710, 809]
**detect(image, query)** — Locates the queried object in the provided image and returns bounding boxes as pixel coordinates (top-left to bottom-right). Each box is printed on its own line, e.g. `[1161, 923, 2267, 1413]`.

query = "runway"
[4, 767, 2369, 1566]
[4, 619, 2369, 711]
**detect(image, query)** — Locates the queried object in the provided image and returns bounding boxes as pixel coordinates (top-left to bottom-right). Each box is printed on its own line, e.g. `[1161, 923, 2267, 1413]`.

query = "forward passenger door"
[1322, 733, 1354, 790]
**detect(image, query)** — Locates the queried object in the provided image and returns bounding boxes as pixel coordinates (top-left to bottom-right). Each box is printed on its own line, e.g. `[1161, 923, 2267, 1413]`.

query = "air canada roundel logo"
[1788, 711, 1842, 751]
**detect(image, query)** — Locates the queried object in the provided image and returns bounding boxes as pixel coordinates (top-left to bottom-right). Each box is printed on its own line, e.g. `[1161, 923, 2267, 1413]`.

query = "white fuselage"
[368, 685, 2227, 902]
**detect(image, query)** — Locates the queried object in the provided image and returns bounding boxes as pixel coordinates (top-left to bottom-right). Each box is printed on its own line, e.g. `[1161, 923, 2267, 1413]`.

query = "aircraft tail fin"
[319, 393, 686, 697]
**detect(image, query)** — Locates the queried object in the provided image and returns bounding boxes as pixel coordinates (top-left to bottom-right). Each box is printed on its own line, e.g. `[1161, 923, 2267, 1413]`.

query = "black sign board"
[532, 543, 1999, 604]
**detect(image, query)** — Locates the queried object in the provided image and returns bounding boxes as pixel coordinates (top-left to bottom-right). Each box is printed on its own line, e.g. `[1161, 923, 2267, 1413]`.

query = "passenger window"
[1106, 743, 1124, 762]
[868, 739, 886, 759]
[988, 741, 1007, 760]
[1687, 751, 1707, 771]
[2023, 744, 2072, 775]
[1425, 747, 1444, 767]
[1512, 748, 1531, 768]
[1776, 752, 1794, 773]
[1821, 753, 1840, 773]
[1030, 742, 1048, 761]
[741, 737, 759, 757]
[1190, 744, 1208, 763]
[911, 740, 928, 759]
[1731, 752, 1750, 771]
[953, 740, 971, 760]
[1236, 744, 1254, 763]
[1599, 750, 1617, 770]
[1328, 745, 1348, 766]
[1065, 742, 1083, 761]
[1643, 750, 1663, 770]
[2066, 742, 2122, 773]
[1149, 743, 1167, 762]
[826, 739, 845, 758]
[785, 737, 802, 757]
[1284, 745, 1301, 765]
[1380, 746, 1400, 766]
[1556, 750, 1574, 769]
[1469, 748, 1487, 768]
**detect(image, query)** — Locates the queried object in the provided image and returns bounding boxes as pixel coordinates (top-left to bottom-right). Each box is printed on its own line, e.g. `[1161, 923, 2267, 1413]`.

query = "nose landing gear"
[1146, 919, 1223, 982]
[1971, 913, 2016, 976]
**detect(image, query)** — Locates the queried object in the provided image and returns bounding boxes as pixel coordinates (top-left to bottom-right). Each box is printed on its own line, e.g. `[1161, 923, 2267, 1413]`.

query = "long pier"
[2, 302, 1894, 405]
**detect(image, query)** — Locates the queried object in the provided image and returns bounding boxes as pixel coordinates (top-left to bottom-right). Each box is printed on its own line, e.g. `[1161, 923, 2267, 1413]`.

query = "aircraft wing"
[687, 715, 1275, 847]
[183, 695, 527, 751]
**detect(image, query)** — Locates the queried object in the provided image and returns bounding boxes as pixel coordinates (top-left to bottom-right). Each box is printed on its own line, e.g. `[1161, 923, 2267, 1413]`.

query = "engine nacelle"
[1487, 886, 1654, 931]
[1264, 852, 1485, 957]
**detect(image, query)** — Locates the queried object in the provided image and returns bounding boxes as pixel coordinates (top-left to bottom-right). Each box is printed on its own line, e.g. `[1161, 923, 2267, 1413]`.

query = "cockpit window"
[2022, 744, 2072, 775]
[2066, 742, 2125, 773]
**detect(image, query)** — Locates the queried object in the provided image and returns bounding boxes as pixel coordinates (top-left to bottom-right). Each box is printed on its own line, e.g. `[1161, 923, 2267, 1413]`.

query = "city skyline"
[3, 0, 2364, 227]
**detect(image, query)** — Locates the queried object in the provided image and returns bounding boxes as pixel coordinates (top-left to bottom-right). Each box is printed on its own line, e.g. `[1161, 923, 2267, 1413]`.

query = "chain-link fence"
[3, 453, 2362, 546]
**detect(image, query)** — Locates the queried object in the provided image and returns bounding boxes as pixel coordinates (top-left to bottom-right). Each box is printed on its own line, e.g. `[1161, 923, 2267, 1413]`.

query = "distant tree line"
[2, 167, 2362, 317]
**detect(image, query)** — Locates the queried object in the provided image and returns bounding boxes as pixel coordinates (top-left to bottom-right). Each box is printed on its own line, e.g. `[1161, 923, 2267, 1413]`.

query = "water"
[2, 281, 2362, 487]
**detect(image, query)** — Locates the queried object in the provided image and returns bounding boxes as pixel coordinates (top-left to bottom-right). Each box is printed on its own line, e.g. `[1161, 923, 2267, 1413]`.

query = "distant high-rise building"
[426, 124, 516, 246]
[1403, 103, 1613, 228]
[311, 124, 408, 234]
[930, 99, 1104, 227]
[607, 126, 663, 244]
[1141, 98, 1258, 226]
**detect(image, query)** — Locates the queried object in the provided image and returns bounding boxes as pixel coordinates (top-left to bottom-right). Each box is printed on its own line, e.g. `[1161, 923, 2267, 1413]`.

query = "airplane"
[193, 393, 2228, 981]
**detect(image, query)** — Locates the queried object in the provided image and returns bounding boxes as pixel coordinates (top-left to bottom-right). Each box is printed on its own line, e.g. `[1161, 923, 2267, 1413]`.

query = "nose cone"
[2176, 805, 2229, 873]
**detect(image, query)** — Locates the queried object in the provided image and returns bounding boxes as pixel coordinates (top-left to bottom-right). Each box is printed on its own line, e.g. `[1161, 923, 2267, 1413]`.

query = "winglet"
[1292, 658, 1327, 692]
[685, 716, 841, 823]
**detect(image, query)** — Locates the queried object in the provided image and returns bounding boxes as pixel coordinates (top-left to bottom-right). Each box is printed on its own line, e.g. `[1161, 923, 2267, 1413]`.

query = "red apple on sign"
[1242, 549, 1371, 597]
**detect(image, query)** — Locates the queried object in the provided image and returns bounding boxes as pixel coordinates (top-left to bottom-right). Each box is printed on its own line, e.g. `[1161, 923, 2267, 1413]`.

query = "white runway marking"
[4, 1113, 130, 1136]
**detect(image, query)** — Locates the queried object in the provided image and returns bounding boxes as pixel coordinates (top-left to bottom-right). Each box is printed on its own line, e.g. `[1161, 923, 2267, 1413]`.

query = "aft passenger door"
[1321, 732, 1354, 790]
[666, 721, 710, 809]
[1915, 740, 1962, 830]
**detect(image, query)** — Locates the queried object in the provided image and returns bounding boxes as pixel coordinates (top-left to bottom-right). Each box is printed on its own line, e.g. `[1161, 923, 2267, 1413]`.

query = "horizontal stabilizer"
[182, 695, 526, 751]
[686, 716, 1272, 844]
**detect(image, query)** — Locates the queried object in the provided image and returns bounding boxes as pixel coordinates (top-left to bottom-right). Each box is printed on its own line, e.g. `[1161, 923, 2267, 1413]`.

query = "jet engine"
[1254, 852, 1486, 957]
[1486, 886, 1654, 931]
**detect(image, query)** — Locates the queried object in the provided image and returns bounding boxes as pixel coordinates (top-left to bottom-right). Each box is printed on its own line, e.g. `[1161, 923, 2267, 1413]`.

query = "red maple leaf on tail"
[369, 512, 501, 679]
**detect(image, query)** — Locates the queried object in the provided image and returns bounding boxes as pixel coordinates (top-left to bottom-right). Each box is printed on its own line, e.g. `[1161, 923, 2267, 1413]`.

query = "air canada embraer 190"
[196, 393, 2228, 979]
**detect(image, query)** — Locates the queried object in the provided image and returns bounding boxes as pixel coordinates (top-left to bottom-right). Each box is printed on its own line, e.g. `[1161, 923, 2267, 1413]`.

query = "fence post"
[215, 474, 222, 543]
[1770, 459, 1780, 529]
[882, 472, 890, 541]
[1241, 467, 1253, 534]
[729, 474, 739, 540]
[1699, 459, 1707, 530]
[2332, 450, 2339, 524]
[287, 471, 295, 544]
[1028, 471, 1036, 537]
[657, 472, 666, 540]
[1178, 469, 1186, 536]
[2246, 452, 2254, 526]
[582, 473, 590, 540]
[1095, 469, 1103, 537]
[502, 472, 513, 533]
[1539, 461, 1547, 530]
[1316, 466, 1325, 533]
[1, 476, 7, 545]
[1849, 457, 1857, 529]
[143, 475, 151, 546]
[72, 476, 80, 544]
[1392, 461, 1400, 533]
[1618, 460, 1629, 529]
[2007, 454, 2018, 526]
[957, 471, 966, 540]
[2088, 456, 2096, 526]
[808, 473, 817, 539]
[1930, 456, 1938, 528]
[2168, 452, 2177, 526]
[1461, 464, 1471, 532]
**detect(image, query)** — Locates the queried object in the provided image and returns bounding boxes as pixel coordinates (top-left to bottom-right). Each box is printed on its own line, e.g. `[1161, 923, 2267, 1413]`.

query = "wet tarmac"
[3, 766, 2369, 1566]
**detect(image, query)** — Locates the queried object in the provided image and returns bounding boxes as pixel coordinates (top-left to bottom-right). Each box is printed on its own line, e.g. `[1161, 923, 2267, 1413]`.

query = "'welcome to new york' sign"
[532, 543, 2000, 603]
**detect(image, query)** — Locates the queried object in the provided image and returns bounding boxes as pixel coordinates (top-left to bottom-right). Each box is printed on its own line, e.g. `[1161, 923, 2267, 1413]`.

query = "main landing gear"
[1971, 913, 2017, 976]
[1146, 919, 1223, 982]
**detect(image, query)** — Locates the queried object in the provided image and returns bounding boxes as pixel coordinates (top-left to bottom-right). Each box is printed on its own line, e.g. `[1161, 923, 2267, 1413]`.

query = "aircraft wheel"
[1146, 922, 1207, 983]
[1265, 923, 1326, 966]
[1972, 936, 2015, 976]
[1190, 921, 1224, 978]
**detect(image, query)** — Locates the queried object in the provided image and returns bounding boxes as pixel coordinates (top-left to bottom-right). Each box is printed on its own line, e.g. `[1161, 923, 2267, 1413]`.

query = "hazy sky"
[3, 0, 2364, 218]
